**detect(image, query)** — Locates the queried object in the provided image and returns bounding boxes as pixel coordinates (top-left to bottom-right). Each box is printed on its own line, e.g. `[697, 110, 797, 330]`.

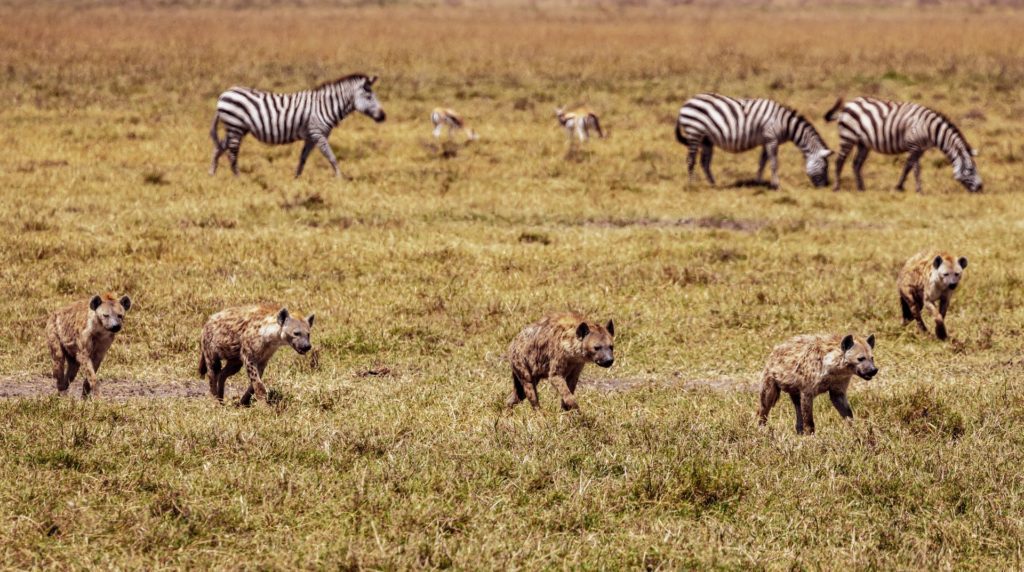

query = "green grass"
[3, 2, 1024, 568]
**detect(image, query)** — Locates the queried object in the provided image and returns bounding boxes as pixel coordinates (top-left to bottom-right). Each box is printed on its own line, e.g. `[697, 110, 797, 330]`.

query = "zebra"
[209, 74, 386, 178]
[824, 97, 982, 193]
[431, 107, 478, 141]
[675, 93, 832, 189]
[556, 107, 605, 143]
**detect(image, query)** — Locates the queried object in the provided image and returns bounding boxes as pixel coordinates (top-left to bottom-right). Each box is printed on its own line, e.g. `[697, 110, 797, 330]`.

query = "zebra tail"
[674, 122, 688, 146]
[589, 114, 602, 138]
[824, 98, 844, 122]
[209, 112, 225, 149]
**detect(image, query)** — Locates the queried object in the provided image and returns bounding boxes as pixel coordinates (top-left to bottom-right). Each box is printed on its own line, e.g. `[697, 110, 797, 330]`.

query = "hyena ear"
[606, 320, 615, 337]
[277, 308, 290, 326]
[575, 322, 590, 340]
[932, 256, 944, 269]
[958, 257, 968, 269]
[305, 313, 315, 328]
[119, 295, 132, 312]
[840, 334, 855, 352]
[89, 295, 103, 311]
[867, 334, 875, 349]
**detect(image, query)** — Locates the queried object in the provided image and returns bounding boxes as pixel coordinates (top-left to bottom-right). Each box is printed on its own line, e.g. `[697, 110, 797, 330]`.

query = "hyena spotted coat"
[198, 305, 314, 406]
[757, 333, 878, 435]
[46, 293, 132, 398]
[506, 312, 615, 412]
[898, 250, 967, 341]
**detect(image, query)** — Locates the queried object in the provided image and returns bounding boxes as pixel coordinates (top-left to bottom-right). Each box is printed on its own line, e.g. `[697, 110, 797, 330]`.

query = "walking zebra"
[556, 107, 605, 142]
[431, 108, 478, 141]
[209, 74, 386, 178]
[824, 97, 982, 193]
[675, 93, 832, 189]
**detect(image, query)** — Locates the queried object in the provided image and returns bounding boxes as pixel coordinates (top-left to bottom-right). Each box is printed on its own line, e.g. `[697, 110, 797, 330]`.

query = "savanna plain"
[3, 2, 1024, 569]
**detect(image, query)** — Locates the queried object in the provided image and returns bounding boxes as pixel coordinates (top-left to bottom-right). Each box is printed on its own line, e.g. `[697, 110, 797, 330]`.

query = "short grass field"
[3, 1, 1024, 568]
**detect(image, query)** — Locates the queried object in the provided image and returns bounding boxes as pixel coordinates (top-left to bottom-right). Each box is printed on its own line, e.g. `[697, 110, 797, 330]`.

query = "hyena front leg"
[550, 374, 578, 411]
[934, 297, 951, 341]
[506, 371, 527, 409]
[788, 392, 803, 434]
[828, 389, 853, 420]
[900, 291, 915, 325]
[799, 390, 816, 435]
[47, 335, 67, 393]
[76, 350, 99, 398]
[240, 356, 268, 405]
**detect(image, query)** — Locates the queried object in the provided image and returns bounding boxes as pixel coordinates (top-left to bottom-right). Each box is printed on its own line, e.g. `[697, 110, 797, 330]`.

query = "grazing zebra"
[556, 107, 605, 142]
[825, 97, 982, 193]
[210, 74, 386, 178]
[675, 93, 832, 189]
[431, 108, 478, 141]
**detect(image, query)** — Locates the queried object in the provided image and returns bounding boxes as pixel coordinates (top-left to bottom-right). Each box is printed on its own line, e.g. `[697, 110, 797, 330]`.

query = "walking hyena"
[198, 305, 314, 406]
[506, 312, 615, 412]
[898, 250, 967, 341]
[757, 333, 878, 435]
[46, 293, 132, 398]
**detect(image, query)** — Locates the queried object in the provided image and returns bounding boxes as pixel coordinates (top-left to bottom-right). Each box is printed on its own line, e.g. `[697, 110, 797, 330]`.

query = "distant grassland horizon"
[2, 2, 1024, 569]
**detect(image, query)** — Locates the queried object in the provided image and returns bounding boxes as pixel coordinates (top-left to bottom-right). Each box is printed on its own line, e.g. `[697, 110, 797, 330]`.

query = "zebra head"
[953, 150, 983, 192]
[354, 76, 386, 123]
[805, 148, 832, 188]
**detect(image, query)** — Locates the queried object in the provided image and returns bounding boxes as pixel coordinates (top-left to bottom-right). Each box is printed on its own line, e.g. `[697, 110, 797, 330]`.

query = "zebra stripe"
[556, 107, 605, 143]
[675, 93, 832, 189]
[825, 97, 982, 193]
[210, 74, 386, 178]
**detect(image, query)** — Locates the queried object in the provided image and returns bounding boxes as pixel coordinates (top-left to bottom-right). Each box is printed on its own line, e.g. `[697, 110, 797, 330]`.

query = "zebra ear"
[819, 149, 833, 158]
[970, 148, 980, 157]
[367, 75, 378, 86]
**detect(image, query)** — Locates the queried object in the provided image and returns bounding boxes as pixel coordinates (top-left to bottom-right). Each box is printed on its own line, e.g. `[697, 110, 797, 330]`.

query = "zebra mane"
[930, 108, 974, 155]
[782, 105, 827, 149]
[315, 73, 370, 91]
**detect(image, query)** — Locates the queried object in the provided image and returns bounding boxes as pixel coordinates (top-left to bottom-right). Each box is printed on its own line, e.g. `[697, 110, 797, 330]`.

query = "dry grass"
[2, 2, 1024, 569]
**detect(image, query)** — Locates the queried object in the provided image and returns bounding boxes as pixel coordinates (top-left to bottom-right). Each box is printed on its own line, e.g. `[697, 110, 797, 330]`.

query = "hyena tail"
[590, 114, 606, 138]
[512, 372, 526, 401]
[209, 112, 225, 150]
[900, 295, 914, 322]
[674, 122, 689, 146]
[824, 98, 844, 122]
[198, 352, 207, 377]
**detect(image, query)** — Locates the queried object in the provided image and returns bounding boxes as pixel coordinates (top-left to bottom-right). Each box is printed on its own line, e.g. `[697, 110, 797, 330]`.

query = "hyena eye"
[857, 356, 866, 362]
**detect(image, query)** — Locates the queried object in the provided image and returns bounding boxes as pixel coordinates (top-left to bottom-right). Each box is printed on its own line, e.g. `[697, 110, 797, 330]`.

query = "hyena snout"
[293, 339, 312, 354]
[857, 363, 879, 380]
[595, 350, 615, 368]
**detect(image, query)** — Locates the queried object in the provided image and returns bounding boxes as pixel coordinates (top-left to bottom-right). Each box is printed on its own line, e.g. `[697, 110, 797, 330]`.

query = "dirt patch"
[0, 374, 206, 400]
[582, 374, 758, 393]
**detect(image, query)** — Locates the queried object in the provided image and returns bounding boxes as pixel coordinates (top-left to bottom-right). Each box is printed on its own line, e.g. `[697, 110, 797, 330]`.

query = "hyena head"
[841, 333, 877, 380]
[932, 255, 967, 292]
[576, 320, 615, 368]
[805, 148, 833, 188]
[953, 151, 983, 193]
[277, 308, 315, 355]
[354, 76, 386, 123]
[89, 294, 131, 334]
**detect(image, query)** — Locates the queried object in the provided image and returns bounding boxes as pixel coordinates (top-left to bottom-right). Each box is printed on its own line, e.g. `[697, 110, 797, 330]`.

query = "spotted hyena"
[898, 250, 967, 341]
[757, 333, 878, 435]
[506, 312, 615, 412]
[46, 293, 132, 398]
[198, 305, 314, 406]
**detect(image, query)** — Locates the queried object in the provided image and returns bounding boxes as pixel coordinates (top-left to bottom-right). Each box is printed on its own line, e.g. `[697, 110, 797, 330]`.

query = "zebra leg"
[895, 150, 922, 192]
[295, 138, 316, 178]
[686, 142, 699, 182]
[766, 141, 780, 189]
[433, 124, 443, 138]
[699, 142, 715, 186]
[314, 136, 342, 178]
[225, 130, 244, 177]
[756, 147, 768, 182]
[833, 141, 853, 192]
[913, 153, 923, 194]
[852, 144, 870, 191]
